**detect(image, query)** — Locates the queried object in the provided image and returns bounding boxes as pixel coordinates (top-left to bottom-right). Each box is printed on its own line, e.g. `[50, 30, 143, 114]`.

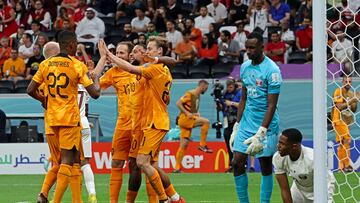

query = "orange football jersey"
[129, 72, 146, 130]
[100, 67, 132, 130]
[32, 53, 93, 127]
[140, 63, 172, 130]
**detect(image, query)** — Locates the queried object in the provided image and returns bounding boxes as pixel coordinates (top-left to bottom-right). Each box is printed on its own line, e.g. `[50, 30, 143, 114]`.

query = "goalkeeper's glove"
[229, 122, 239, 152]
[244, 126, 267, 155]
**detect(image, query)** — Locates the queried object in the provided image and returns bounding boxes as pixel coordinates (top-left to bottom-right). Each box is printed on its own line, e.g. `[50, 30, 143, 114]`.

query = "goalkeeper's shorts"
[233, 127, 279, 158]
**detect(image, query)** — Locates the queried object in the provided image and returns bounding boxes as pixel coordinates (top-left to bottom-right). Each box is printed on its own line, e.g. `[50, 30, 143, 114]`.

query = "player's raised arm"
[275, 174, 293, 203]
[92, 39, 108, 76]
[85, 73, 101, 99]
[143, 54, 177, 68]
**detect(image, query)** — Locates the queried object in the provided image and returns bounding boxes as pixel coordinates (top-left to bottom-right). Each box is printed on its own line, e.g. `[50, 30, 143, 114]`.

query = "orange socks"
[40, 165, 59, 198]
[126, 190, 138, 203]
[165, 184, 176, 198]
[200, 123, 209, 147]
[53, 164, 72, 203]
[110, 168, 123, 203]
[175, 148, 185, 170]
[70, 163, 82, 203]
[338, 142, 351, 169]
[146, 176, 159, 203]
[149, 170, 167, 200]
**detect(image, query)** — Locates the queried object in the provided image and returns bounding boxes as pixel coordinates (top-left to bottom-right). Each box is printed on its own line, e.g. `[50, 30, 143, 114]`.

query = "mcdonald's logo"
[214, 149, 229, 171]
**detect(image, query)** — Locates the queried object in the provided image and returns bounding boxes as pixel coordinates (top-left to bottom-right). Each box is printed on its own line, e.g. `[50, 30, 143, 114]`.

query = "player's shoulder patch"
[271, 72, 281, 83]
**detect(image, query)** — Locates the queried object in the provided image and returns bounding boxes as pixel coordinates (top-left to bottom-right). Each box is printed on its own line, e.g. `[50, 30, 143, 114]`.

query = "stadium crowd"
[0, 0, 359, 87]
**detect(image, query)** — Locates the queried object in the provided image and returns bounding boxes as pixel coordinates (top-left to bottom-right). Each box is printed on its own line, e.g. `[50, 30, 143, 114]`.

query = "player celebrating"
[230, 32, 282, 203]
[174, 80, 211, 173]
[104, 36, 185, 203]
[273, 128, 335, 203]
[27, 30, 101, 203]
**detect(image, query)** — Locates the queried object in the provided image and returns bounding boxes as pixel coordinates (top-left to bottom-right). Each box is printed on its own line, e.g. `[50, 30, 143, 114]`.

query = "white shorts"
[81, 128, 92, 158]
[291, 179, 335, 203]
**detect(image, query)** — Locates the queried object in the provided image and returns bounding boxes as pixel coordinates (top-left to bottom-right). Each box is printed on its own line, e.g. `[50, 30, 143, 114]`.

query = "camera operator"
[219, 79, 242, 173]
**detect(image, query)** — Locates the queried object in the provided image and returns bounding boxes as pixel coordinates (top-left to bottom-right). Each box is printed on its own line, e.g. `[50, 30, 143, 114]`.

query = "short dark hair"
[186, 18, 195, 24]
[182, 29, 191, 36]
[56, 30, 77, 46]
[282, 128, 302, 144]
[221, 30, 231, 38]
[198, 79, 209, 86]
[31, 20, 41, 26]
[117, 41, 134, 54]
[247, 32, 264, 45]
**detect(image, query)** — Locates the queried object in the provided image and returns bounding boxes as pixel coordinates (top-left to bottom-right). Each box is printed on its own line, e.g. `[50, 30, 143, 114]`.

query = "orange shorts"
[334, 124, 351, 142]
[129, 130, 143, 158]
[138, 128, 167, 161]
[52, 126, 82, 151]
[46, 133, 60, 165]
[178, 114, 196, 139]
[112, 129, 132, 160]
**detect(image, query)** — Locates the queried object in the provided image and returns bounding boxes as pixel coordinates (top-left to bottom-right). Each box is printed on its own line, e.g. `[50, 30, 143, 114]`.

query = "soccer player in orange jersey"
[27, 30, 101, 203]
[174, 80, 211, 173]
[104, 36, 185, 203]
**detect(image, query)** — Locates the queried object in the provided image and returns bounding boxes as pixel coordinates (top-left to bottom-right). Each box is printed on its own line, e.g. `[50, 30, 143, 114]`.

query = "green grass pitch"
[0, 173, 359, 202]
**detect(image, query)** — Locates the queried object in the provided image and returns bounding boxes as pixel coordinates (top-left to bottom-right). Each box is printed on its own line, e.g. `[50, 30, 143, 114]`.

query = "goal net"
[326, 0, 360, 202]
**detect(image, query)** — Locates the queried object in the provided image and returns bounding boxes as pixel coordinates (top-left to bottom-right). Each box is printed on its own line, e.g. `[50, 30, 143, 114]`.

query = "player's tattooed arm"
[27, 80, 46, 109]
[107, 50, 142, 75]
[86, 73, 101, 99]
[143, 54, 177, 68]
[261, 93, 279, 128]
[275, 174, 293, 203]
[236, 86, 247, 123]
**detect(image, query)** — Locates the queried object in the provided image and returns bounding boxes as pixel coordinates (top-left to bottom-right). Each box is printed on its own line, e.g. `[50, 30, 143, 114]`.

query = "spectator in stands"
[281, 22, 295, 63]
[27, 0, 51, 31]
[73, 0, 88, 25]
[61, 0, 79, 14]
[195, 6, 215, 34]
[145, 21, 158, 39]
[10, 24, 25, 49]
[207, 0, 228, 24]
[90, 0, 117, 17]
[117, 0, 145, 20]
[185, 18, 202, 49]
[138, 33, 146, 45]
[75, 7, 105, 47]
[166, 0, 182, 20]
[14, 1, 27, 26]
[269, 0, 290, 26]
[166, 20, 183, 56]
[75, 43, 91, 64]
[218, 30, 240, 64]
[208, 23, 220, 41]
[0, 0, 18, 38]
[18, 33, 33, 63]
[175, 30, 198, 65]
[37, 33, 48, 54]
[265, 31, 286, 64]
[131, 8, 151, 33]
[295, 0, 312, 26]
[43, 0, 59, 22]
[197, 33, 218, 67]
[295, 17, 312, 51]
[332, 29, 353, 74]
[232, 22, 249, 52]
[228, 0, 248, 24]
[29, 20, 42, 45]
[25, 43, 44, 80]
[120, 23, 139, 45]
[2, 48, 25, 82]
[247, 0, 268, 39]
[153, 6, 167, 32]
[0, 36, 11, 69]
[54, 7, 75, 31]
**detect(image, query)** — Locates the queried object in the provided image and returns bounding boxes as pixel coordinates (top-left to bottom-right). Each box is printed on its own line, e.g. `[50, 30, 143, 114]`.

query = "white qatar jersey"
[273, 146, 333, 192]
[78, 85, 90, 129]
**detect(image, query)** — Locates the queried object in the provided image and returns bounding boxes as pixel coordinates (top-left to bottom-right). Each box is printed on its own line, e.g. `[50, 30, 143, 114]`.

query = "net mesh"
[326, 1, 360, 202]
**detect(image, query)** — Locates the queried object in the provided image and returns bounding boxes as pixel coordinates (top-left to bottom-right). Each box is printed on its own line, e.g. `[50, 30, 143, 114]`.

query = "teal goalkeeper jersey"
[239, 56, 282, 134]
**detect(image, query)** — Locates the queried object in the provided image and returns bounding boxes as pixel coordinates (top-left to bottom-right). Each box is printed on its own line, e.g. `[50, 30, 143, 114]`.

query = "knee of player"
[128, 158, 139, 170]
[203, 118, 210, 125]
[260, 167, 273, 176]
[112, 159, 125, 168]
[136, 157, 148, 169]
[231, 157, 246, 170]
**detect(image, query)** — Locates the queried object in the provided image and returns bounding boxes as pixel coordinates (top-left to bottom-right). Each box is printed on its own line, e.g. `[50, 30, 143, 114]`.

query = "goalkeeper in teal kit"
[230, 32, 282, 203]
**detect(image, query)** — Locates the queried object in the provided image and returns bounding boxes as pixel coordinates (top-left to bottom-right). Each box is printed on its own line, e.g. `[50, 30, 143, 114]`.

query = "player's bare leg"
[137, 154, 168, 202]
[126, 157, 142, 203]
[195, 117, 212, 153]
[258, 156, 273, 203]
[110, 159, 125, 203]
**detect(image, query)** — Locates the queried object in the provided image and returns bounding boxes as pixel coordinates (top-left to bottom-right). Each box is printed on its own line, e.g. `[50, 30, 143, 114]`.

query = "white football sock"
[170, 193, 180, 201]
[81, 164, 96, 195]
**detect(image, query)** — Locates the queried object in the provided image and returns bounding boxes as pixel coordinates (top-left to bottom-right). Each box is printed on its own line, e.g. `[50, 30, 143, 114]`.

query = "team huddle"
[26, 30, 335, 203]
